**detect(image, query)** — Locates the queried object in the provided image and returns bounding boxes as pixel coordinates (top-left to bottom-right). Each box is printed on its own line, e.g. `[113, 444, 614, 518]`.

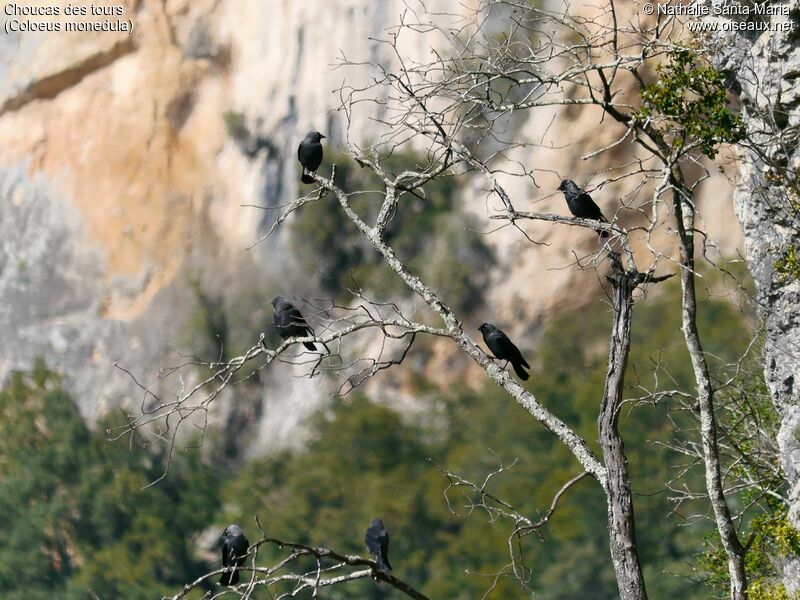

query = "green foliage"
[699, 358, 797, 599]
[701, 511, 800, 600]
[181, 274, 273, 363]
[749, 512, 800, 580]
[774, 245, 800, 282]
[749, 581, 794, 600]
[0, 362, 88, 598]
[289, 150, 494, 314]
[185, 278, 230, 362]
[637, 50, 745, 159]
[222, 110, 249, 144]
[0, 363, 218, 599]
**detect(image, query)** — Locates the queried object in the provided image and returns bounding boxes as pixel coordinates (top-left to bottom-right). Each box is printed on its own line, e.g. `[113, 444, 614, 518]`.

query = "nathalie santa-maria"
[658, 2, 790, 17]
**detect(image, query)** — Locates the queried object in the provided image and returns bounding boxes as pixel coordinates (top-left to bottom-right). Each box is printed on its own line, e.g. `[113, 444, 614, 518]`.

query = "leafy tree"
[0, 363, 219, 599]
[637, 49, 745, 159]
[700, 363, 795, 599]
[0, 362, 88, 599]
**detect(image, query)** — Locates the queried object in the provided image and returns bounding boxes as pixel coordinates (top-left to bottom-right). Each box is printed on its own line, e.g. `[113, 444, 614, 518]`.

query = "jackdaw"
[271, 296, 317, 351]
[220, 524, 249, 586]
[478, 323, 530, 381]
[557, 179, 610, 238]
[365, 517, 392, 572]
[298, 130, 325, 184]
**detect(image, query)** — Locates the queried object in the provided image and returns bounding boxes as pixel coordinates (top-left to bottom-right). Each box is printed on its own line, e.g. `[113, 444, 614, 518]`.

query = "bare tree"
[117, 1, 766, 598]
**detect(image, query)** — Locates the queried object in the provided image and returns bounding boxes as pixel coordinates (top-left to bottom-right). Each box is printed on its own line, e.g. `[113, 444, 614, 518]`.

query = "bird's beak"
[320, 134, 327, 139]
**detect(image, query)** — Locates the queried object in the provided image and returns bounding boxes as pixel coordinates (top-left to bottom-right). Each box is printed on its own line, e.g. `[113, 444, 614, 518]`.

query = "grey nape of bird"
[271, 295, 317, 351]
[297, 130, 326, 184]
[365, 517, 392, 572]
[478, 322, 530, 381]
[219, 524, 249, 587]
[557, 179, 610, 238]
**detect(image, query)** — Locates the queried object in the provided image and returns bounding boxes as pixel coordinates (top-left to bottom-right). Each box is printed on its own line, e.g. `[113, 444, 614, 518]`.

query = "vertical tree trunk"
[599, 252, 649, 600]
[672, 184, 748, 600]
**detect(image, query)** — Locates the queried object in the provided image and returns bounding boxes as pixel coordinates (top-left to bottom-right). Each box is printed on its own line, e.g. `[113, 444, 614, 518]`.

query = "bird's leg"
[502, 360, 509, 372]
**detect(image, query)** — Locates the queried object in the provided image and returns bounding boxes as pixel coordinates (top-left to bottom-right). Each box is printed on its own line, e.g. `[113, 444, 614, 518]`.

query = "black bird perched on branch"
[271, 296, 317, 351]
[478, 323, 530, 381]
[365, 518, 392, 571]
[297, 130, 325, 184]
[219, 524, 249, 586]
[557, 179, 610, 238]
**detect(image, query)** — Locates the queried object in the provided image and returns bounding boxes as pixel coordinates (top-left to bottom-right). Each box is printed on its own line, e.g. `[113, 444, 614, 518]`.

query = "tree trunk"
[599, 252, 649, 600]
[672, 185, 748, 599]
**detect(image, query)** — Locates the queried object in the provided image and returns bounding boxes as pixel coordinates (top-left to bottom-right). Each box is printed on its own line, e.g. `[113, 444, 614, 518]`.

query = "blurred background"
[0, 0, 769, 598]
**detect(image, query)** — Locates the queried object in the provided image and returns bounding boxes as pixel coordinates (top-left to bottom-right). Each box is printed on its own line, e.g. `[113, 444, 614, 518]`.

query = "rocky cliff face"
[0, 0, 454, 443]
[1, 1, 744, 455]
[709, 0, 800, 588]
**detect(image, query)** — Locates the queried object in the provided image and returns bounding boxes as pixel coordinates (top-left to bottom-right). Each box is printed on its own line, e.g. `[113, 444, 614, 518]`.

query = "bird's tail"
[220, 569, 239, 586]
[303, 327, 318, 351]
[301, 172, 315, 184]
[376, 555, 392, 571]
[512, 361, 530, 381]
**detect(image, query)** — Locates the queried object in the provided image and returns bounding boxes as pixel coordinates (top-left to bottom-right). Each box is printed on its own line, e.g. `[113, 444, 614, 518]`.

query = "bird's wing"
[234, 539, 248, 566]
[221, 542, 230, 567]
[494, 332, 525, 363]
[380, 531, 392, 569]
[579, 192, 606, 221]
[287, 306, 314, 333]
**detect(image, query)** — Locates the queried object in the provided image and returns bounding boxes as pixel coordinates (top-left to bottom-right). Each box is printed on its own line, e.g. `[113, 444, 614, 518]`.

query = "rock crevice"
[0, 37, 136, 115]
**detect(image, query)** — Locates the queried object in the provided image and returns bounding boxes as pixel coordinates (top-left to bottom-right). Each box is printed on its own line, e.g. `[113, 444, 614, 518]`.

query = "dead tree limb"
[167, 538, 431, 600]
[599, 250, 649, 600]
[671, 178, 748, 598]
